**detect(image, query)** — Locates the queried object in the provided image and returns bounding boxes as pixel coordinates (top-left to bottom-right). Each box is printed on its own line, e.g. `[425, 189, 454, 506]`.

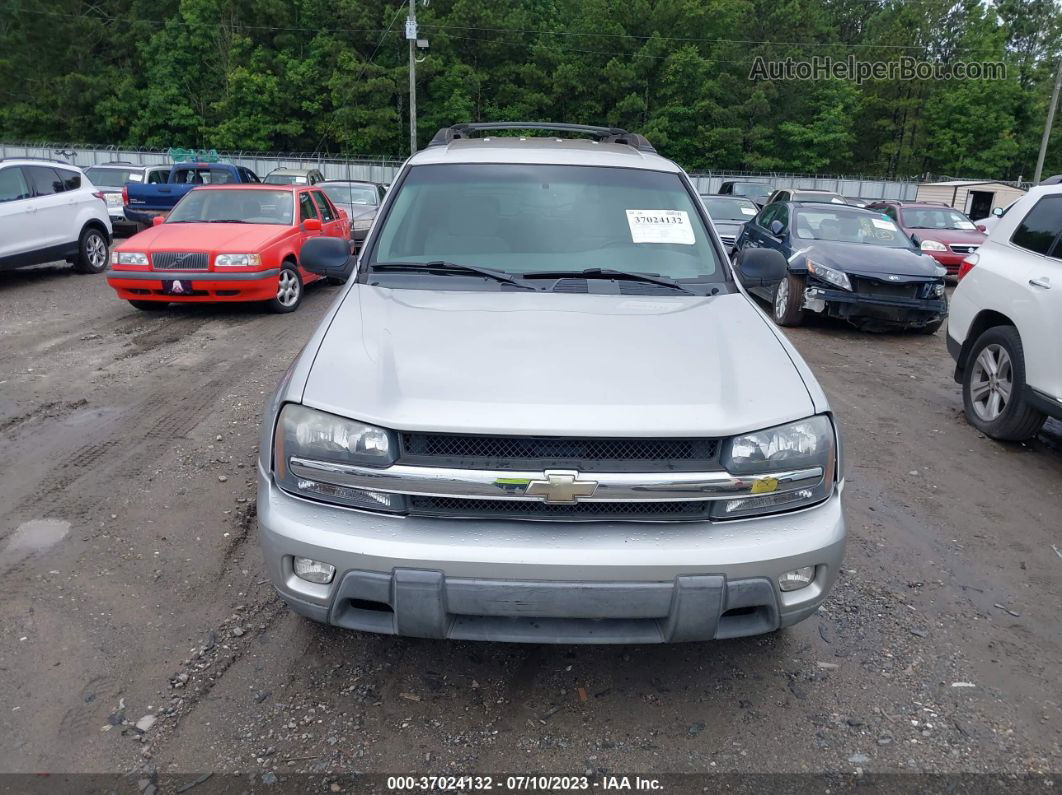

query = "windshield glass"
[322, 184, 378, 205]
[901, 207, 977, 230]
[796, 192, 847, 204]
[167, 189, 293, 224]
[85, 167, 143, 187]
[703, 197, 759, 221]
[794, 208, 912, 247]
[729, 183, 771, 200]
[264, 174, 307, 185]
[370, 164, 721, 280]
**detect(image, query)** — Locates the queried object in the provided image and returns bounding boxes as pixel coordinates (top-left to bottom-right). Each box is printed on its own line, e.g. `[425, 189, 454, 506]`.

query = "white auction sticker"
[741, 207, 756, 215]
[955, 220, 976, 230]
[626, 209, 696, 245]
[871, 218, 897, 230]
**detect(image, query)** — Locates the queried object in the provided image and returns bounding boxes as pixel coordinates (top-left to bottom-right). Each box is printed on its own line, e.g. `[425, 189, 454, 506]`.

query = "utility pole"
[1033, 57, 1062, 184]
[407, 0, 417, 156]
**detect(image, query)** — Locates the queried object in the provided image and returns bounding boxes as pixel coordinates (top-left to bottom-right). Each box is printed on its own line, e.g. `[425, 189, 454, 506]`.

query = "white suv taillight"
[958, 253, 978, 281]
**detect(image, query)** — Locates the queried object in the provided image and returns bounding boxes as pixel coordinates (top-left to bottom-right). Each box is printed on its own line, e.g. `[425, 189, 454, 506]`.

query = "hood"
[796, 240, 944, 279]
[906, 227, 985, 246]
[302, 288, 816, 437]
[120, 222, 290, 251]
[711, 220, 748, 237]
[333, 204, 377, 223]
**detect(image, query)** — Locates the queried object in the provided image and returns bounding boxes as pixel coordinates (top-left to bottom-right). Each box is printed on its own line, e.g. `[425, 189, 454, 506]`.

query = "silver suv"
[258, 123, 846, 643]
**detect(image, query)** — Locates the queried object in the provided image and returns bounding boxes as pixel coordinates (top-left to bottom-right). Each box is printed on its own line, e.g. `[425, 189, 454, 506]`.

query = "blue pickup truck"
[124, 161, 260, 226]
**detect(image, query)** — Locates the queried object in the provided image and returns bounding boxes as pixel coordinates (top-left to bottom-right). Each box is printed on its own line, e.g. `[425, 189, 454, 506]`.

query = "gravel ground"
[0, 260, 1060, 787]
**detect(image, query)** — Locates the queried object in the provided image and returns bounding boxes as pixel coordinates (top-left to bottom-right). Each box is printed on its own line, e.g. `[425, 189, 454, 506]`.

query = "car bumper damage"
[257, 465, 846, 644]
[804, 281, 946, 328]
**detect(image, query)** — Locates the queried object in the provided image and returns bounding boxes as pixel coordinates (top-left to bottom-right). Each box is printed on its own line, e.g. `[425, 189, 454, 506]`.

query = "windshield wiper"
[520, 268, 695, 295]
[370, 261, 532, 289]
[208, 219, 251, 223]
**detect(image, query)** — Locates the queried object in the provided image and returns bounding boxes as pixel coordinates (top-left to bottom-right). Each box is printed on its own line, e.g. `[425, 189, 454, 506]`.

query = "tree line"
[2, 0, 1060, 180]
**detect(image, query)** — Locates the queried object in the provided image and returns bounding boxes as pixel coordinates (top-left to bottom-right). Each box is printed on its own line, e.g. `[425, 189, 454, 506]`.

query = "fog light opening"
[293, 556, 336, 584]
[778, 566, 815, 592]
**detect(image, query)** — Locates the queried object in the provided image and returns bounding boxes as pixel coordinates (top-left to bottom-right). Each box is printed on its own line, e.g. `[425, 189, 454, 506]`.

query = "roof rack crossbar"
[428, 122, 656, 152]
[0, 156, 71, 165]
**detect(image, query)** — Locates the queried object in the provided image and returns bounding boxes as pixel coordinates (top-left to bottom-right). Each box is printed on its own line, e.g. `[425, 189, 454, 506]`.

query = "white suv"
[948, 184, 1062, 439]
[0, 159, 112, 274]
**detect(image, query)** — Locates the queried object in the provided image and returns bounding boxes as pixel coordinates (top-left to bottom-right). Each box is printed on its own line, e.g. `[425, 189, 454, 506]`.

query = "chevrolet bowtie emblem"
[525, 470, 599, 504]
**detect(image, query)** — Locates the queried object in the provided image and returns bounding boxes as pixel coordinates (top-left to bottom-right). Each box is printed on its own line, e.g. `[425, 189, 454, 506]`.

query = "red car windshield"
[901, 207, 977, 230]
[168, 189, 294, 225]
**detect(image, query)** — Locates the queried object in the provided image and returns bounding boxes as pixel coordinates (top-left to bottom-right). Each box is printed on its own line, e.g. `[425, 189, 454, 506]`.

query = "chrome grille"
[408, 496, 709, 521]
[949, 244, 977, 254]
[152, 251, 209, 271]
[398, 433, 720, 472]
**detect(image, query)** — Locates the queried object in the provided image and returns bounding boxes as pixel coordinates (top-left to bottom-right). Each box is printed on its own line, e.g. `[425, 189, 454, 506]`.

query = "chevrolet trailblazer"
[257, 122, 846, 644]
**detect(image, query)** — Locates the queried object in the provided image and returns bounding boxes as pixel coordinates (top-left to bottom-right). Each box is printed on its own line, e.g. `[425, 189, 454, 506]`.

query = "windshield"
[167, 189, 293, 225]
[85, 167, 143, 187]
[729, 183, 771, 200]
[794, 208, 912, 248]
[370, 164, 721, 281]
[796, 192, 847, 204]
[322, 184, 378, 206]
[703, 197, 759, 221]
[901, 207, 977, 230]
[264, 174, 308, 185]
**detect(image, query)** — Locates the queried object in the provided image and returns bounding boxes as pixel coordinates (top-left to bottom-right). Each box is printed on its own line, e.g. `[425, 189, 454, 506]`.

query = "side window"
[241, 168, 260, 183]
[0, 167, 32, 202]
[299, 192, 319, 221]
[207, 168, 234, 185]
[148, 169, 169, 184]
[26, 166, 64, 196]
[311, 190, 336, 222]
[884, 206, 898, 221]
[773, 204, 790, 232]
[58, 169, 81, 191]
[1011, 196, 1062, 259]
[377, 185, 386, 203]
[757, 205, 778, 229]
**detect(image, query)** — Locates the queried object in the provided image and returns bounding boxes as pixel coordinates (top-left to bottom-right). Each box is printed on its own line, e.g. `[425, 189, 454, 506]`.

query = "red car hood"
[120, 222, 290, 251]
[905, 227, 985, 246]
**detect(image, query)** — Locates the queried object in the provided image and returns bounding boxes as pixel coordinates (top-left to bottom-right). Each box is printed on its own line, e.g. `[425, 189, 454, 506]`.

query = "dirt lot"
[1, 260, 1060, 786]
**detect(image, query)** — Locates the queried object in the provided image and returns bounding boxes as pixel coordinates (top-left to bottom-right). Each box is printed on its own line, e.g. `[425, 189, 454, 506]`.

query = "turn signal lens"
[957, 254, 978, 281]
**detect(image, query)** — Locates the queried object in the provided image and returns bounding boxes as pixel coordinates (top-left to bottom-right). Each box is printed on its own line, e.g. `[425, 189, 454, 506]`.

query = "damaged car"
[734, 202, 947, 332]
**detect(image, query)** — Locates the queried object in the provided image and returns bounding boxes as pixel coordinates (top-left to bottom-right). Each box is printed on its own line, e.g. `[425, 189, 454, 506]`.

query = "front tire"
[267, 264, 303, 313]
[72, 226, 109, 274]
[772, 272, 805, 327]
[962, 326, 1045, 440]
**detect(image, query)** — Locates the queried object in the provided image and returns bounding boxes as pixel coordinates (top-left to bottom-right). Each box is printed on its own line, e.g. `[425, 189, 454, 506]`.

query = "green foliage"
[1, 0, 1059, 178]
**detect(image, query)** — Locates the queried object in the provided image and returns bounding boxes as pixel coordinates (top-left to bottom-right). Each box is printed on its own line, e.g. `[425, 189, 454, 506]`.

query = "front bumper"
[106, 267, 281, 303]
[257, 466, 846, 643]
[924, 250, 973, 274]
[806, 284, 946, 327]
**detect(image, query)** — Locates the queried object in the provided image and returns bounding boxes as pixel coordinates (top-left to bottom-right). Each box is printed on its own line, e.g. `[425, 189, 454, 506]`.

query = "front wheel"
[962, 326, 1045, 440]
[772, 272, 805, 327]
[267, 264, 303, 313]
[72, 227, 109, 274]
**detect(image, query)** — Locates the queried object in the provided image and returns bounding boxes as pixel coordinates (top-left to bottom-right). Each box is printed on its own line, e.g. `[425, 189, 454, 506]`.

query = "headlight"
[714, 415, 837, 519]
[920, 240, 947, 252]
[111, 251, 149, 265]
[806, 260, 852, 291]
[215, 253, 262, 267]
[273, 404, 403, 512]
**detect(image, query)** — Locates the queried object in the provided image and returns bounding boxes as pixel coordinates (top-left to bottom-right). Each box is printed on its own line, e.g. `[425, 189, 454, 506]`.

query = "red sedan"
[107, 184, 351, 312]
[868, 201, 984, 277]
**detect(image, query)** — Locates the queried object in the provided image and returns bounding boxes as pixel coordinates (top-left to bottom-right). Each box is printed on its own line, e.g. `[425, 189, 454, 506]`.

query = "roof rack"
[428, 122, 656, 152]
[99, 160, 136, 165]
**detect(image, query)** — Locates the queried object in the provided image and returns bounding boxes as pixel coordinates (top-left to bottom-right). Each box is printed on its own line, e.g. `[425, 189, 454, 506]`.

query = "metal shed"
[915, 180, 1027, 220]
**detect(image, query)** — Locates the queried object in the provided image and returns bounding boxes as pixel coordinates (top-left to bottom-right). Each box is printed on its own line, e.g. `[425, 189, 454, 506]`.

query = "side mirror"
[337, 209, 348, 221]
[909, 234, 920, 247]
[303, 218, 322, 232]
[300, 236, 354, 278]
[769, 219, 785, 236]
[992, 207, 1003, 217]
[151, 215, 164, 227]
[976, 224, 987, 233]
[736, 248, 788, 288]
